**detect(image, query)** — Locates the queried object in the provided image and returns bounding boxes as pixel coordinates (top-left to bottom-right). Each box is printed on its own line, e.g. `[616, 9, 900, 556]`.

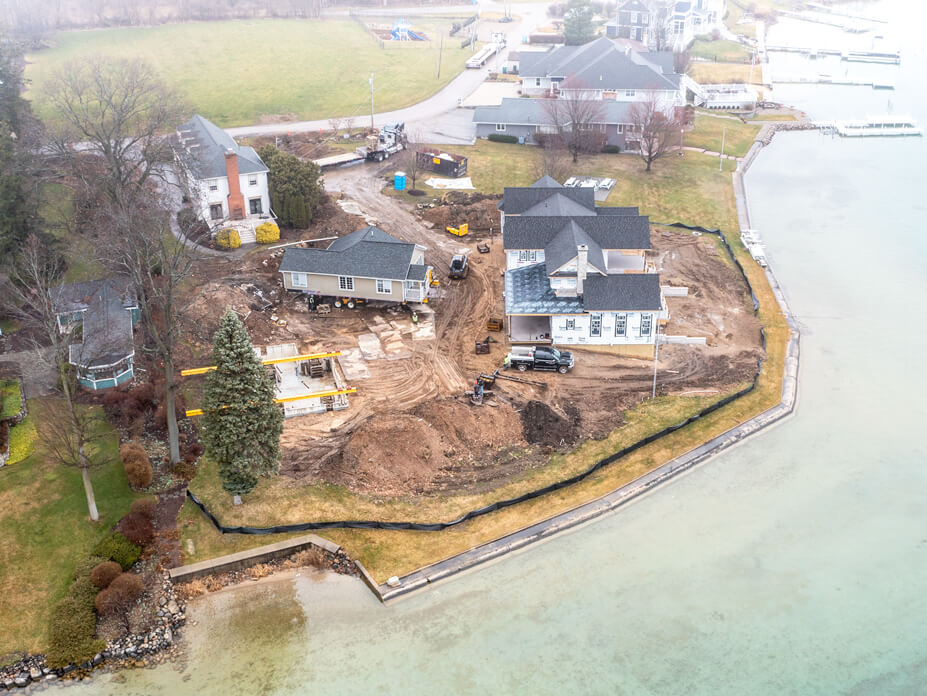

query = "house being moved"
[279, 226, 433, 305]
[502, 177, 666, 356]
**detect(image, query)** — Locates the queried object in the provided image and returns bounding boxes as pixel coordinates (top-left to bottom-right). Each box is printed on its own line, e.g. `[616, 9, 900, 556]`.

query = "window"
[518, 250, 528, 262]
[631, 11, 638, 23]
[338, 276, 354, 291]
[291, 272, 307, 288]
[615, 313, 627, 337]
[528, 250, 537, 262]
[496, 123, 506, 132]
[565, 318, 575, 331]
[248, 176, 258, 186]
[249, 198, 263, 215]
[640, 314, 652, 336]
[208, 181, 218, 191]
[590, 314, 602, 337]
[376, 279, 391, 295]
[209, 204, 223, 220]
[642, 14, 649, 25]
[617, 124, 624, 134]
[625, 89, 636, 97]
[535, 78, 541, 87]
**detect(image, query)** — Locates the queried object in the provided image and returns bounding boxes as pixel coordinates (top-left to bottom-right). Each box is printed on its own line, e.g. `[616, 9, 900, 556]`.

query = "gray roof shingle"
[473, 98, 635, 128]
[583, 273, 663, 311]
[503, 215, 651, 251]
[500, 183, 596, 214]
[52, 278, 136, 368]
[544, 221, 607, 275]
[279, 227, 418, 281]
[176, 114, 268, 180]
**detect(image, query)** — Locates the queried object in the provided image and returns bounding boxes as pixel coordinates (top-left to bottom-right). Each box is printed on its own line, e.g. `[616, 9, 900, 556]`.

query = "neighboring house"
[51, 278, 139, 390]
[668, 0, 724, 50]
[501, 177, 666, 355]
[279, 226, 432, 304]
[174, 114, 273, 230]
[606, 0, 652, 43]
[518, 37, 684, 106]
[473, 98, 642, 149]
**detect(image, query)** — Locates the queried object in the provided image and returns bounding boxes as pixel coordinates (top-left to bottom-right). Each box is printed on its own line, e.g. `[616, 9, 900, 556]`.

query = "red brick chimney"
[225, 149, 245, 220]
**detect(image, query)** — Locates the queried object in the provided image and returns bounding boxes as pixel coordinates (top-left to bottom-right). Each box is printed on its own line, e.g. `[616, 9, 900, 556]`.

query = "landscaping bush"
[94, 573, 143, 618]
[7, 412, 37, 464]
[171, 459, 198, 481]
[130, 497, 157, 519]
[46, 562, 105, 669]
[120, 441, 152, 489]
[488, 133, 519, 144]
[215, 228, 241, 250]
[601, 144, 621, 153]
[93, 532, 142, 570]
[255, 221, 280, 244]
[90, 561, 122, 589]
[119, 511, 154, 546]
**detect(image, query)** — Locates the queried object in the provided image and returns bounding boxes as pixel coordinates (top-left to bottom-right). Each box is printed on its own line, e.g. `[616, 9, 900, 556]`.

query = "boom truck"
[357, 122, 407, 162]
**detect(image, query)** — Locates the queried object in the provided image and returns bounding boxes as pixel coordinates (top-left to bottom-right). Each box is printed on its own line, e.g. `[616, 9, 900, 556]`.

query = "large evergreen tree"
[257, 144, 323, 228]
[563, 0, 595, 45]
[201, 311, 283, 496]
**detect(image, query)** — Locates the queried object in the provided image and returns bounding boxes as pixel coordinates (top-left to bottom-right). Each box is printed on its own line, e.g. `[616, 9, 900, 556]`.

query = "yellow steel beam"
[185, 387, 357, 417]
[181, 352, 342, 376]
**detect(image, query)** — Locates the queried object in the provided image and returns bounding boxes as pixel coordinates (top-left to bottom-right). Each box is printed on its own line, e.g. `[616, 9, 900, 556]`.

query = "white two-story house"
[174, 114, 272, 233]
[502, 178, 666, 357]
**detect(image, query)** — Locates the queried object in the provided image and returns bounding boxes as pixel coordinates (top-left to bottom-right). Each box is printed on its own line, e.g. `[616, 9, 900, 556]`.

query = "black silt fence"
[190, 225, 768, 534]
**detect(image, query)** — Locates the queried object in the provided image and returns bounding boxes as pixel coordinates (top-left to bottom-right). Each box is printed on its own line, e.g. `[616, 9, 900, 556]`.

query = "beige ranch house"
[279, 226, 432, 305]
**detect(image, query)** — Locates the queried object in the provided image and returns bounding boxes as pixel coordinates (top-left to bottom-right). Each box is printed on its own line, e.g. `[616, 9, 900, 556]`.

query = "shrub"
[487, 133, 519, 144]
[7, 412, 37, 464]
[119, 511, 154, 546]
[121, 441, 152, 489]
[216, 228, 241, 250]
[94, 573, 143, 618]
[46, 562, 105, 669]
[90, 561, 122, 589]
[255, 221, 280, 244]
[171, 459, 198, 481]
[130, 497, 157, 519]
[93, 532, 142, 570]
[601, 144, 621, 154]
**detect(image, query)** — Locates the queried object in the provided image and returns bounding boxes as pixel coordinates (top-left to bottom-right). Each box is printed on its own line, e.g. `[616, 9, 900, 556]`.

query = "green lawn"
[685, 114, 761, 158]
[0, 399, 135, 658]
[690, 38, 752, 63]
[26, 19, 472, 128]
[0, 380, 20, 419]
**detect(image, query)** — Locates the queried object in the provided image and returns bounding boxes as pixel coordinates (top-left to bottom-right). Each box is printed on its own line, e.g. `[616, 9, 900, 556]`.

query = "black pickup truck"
[507, 346, 575, 374]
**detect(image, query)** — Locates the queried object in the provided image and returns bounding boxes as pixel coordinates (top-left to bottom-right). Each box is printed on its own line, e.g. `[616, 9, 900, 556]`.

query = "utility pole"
[719, 126, 726, 171]
[369, 72, 375, 129]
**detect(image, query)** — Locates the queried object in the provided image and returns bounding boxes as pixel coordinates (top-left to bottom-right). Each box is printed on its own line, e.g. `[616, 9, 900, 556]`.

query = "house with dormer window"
[501, 177, 666, 356]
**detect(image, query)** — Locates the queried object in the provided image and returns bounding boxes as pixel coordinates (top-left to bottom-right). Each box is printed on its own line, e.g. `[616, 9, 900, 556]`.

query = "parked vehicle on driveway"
[448, 254, 469, 279]
[506, 346, 574, 373]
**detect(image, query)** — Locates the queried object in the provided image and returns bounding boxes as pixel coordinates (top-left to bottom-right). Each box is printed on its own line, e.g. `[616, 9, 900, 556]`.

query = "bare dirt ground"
[179, 164, 763, 499]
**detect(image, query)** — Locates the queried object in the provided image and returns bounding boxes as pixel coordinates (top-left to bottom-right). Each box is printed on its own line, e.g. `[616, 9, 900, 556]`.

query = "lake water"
[51, 2, 927, 694]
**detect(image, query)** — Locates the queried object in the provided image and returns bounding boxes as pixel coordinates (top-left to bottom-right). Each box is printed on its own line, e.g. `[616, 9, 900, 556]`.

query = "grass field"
[690, 38, 752, 63]
[685, 114, 761, 158]
[687, 61, 761, 85]
[26, 19, 472, 127]
[0, 399, 135, 658]
[184, 139, 790, 582]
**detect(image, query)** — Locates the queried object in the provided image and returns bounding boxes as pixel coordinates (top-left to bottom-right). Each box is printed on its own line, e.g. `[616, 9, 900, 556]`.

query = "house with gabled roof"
[606, 0, 652, 43]
[50, 278, 139, 390]
[174, 114, 273, 240]
[279, 226, 432, 305]
[501, 177, 665, 355]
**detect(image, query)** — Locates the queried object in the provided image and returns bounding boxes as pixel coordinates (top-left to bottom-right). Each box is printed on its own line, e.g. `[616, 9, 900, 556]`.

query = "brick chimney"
[576, 244, 588, 296]
[225, 149, 245, 220]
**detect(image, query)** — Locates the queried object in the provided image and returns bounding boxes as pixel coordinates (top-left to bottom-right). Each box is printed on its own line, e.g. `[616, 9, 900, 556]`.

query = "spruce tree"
[201, 310, 283, 496]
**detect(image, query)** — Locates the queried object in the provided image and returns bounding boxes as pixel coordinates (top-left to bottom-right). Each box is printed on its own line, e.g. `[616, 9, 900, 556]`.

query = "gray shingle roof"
[521, 192, 597, 218]
[500, 184, 596, 214]
[544, 221, 607, 275]
[505, 263, 585, 315]
[406, 264, 429, 281]
[517, 37, 679, 92]
[503, 215, 651, 251]
[279, 227, 418, 281]
[583, 273, 663, 311]
[531, 175, 562, 188]
[620, 0, 650, 11]
[52, 278, 136, 368]
[473, 98, 635, 128]
[176, 114, 268, 180]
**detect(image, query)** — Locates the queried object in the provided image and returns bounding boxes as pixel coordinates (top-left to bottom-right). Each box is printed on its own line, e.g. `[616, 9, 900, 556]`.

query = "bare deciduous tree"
[650, 0, 675, 51]
[627, 92, 685, 172]
[532, 142, 572, 184]
[45, 57, 197, 466]
[399, 128, 424, 191]
[541, 78, 607, 163]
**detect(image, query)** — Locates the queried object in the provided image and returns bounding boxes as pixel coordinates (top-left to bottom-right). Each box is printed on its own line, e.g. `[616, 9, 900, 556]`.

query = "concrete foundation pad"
[357, 333, 386, 360]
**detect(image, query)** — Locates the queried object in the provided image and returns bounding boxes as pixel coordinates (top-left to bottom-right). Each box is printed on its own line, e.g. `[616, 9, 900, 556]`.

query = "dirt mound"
[421, 194, 502, 235]
[520, 400, 581, 447]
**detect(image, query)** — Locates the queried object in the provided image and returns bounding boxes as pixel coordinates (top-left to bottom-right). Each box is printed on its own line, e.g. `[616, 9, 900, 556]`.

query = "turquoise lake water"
[49, 2, 927, 693]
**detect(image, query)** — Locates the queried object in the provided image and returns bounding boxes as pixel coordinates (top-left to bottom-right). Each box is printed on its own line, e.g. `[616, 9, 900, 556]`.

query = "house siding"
[282, 271, 423, 302]
[189, 169, 270, 225]
[550, 311, 657, 345]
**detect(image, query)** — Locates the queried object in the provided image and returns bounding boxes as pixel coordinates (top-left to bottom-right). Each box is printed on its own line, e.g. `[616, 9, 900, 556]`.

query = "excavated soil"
[420, 193, 503, 237]
[179, 166, 765, 500]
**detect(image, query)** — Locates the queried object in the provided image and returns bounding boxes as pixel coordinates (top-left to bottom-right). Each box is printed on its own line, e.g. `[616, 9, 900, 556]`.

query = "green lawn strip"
[0, 398, 135, 658]
[690, 38, 752, 63]
[26, 20, 471, 127]
[724, 4, 757, 39]
[0, 380, 21, 419]
[685, 114, 761, 158]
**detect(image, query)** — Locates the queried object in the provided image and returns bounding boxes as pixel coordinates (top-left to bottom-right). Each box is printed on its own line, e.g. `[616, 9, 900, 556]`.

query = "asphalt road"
[224, 2, 549, 141]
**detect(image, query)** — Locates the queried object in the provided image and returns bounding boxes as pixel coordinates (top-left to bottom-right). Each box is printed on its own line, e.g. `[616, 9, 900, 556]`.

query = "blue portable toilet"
[394, 171, 406, 191]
